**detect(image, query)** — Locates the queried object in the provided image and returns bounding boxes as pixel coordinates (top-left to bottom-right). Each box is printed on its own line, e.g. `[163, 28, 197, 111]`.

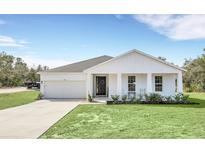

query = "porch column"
[177, 72, 183, 93]
[86, 73, 93, 99]
[117, 73, 122, 97]
[146, 73, 152, 94]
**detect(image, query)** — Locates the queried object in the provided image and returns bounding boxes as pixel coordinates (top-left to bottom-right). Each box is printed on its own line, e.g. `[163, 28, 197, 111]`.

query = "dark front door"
[96, 76, 106, 96]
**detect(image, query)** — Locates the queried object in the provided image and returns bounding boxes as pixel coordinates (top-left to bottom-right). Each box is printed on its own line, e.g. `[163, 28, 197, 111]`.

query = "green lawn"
[0, 91, 40, 110]
[41, 93, 205, 139]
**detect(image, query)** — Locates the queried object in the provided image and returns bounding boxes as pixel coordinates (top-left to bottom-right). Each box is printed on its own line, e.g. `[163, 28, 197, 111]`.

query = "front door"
[96, 76, 106, 96]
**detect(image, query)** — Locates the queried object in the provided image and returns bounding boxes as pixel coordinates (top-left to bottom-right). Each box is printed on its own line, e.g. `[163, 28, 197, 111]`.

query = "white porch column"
[86, 73, 93, 99]
[177, 72, 183, 93]
[117, 73, 122, 97]
[146, 73, 152, 94]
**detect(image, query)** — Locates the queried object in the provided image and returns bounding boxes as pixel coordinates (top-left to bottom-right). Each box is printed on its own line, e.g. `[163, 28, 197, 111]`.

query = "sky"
[0, 14, 205, 68]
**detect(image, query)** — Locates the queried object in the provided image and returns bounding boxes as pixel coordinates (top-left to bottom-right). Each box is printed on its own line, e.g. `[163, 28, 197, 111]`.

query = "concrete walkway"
[0, 99, 86, 139]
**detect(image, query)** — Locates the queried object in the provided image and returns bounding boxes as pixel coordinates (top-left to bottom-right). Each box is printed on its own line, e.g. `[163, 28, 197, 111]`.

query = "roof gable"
[84, 49, 185, 73]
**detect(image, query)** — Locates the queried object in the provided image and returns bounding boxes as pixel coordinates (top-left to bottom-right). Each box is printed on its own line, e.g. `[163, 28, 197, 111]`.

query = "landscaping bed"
[107, 93, 197, 105]
[107, 101, 199, 105]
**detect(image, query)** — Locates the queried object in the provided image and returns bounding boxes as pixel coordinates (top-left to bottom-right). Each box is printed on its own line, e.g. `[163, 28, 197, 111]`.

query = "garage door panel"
[44, 81, 86, 98]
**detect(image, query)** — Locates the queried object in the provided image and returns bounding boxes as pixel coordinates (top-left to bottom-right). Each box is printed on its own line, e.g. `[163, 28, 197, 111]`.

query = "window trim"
[154, 75, 163, 92]
[128, 76, 136, 98]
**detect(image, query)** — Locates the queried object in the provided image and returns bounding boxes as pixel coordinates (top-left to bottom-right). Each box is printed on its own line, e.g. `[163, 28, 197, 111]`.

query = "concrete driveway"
[0, 99, 86, 139]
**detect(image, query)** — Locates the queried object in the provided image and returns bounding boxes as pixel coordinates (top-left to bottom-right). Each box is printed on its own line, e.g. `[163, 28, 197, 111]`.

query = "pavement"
[0, 99, 87, 139]
[0, 87, 31, 94]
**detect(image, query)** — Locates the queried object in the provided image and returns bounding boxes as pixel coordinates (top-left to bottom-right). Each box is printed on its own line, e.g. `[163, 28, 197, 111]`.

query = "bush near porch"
[107, 93, 197, 105]
[41, 92, 205, 139]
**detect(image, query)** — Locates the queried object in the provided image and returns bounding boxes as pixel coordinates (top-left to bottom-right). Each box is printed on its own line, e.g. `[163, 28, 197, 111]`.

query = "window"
[155, 76, 163, 92]
[128, 76, 136, 98]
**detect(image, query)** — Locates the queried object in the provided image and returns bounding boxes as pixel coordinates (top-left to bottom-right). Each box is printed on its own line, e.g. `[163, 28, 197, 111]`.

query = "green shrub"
[111, 95, 120, 104]
[174, 93, 190, 103]
[147, 93, 162, 103]
[88, 94, 93, 102]
[122, 95, 127, 103]
[129, 96, 136, 103]
[165, 96, 174, 103]
[181, 94, 190, 103]
[37, 93, 44, 100]
[144, 93, 149, 102]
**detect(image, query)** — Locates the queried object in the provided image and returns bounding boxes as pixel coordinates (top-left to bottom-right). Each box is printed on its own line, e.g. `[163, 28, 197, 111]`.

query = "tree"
[13, 57, 29, 86]
[0, 51, 49, 87]
[183, 49, 205, 92]
[0, 52, 15, 87]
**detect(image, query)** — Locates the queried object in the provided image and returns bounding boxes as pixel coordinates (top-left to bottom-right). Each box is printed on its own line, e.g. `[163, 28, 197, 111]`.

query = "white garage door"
[44, 81, 86, 98]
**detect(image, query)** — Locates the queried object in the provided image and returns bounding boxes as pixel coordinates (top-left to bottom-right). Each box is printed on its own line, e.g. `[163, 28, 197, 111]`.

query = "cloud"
[0, 35, 28, 47]
[20, 54, 71, 68]
[114, 14, 123, 20]
[0, 19, 6, 25]
[133, 14, 205, 40]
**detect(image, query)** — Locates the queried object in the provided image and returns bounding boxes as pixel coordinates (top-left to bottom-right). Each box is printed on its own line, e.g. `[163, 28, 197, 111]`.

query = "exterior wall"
[121, 74, 147, 95]
[86, 52, 181, 74]
[108, 74, 117, 97]
[152, 74, 177, 96]
[40, 72, 86, 81]
[108, 73, 177, 98]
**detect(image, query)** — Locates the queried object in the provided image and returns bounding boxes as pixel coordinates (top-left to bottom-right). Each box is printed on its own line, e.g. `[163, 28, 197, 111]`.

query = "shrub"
[144, 93, 149, 102]
[129, 96, 136, 103]
[174, 93, 182, 102]
[111, 95, 120, 104]
[37, 93, 44, 100]
[134, 98, 141, 104]
[122, 95, 127, 103]
[147, 93, 162, 103]
[181, 94, 190, 103]
[174, 93, 190, 103]
[165, 96, 174, 103]
[88, 94, 93, 102]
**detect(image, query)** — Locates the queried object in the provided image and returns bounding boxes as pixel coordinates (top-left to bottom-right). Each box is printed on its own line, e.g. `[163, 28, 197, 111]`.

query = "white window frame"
[155, 76, 163, 92]
[128, 76, 136, 98]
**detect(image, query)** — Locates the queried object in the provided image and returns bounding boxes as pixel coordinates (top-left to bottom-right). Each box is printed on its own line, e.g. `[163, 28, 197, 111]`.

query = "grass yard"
[0, 91, 40, 110]
[41, 93, 205, 139]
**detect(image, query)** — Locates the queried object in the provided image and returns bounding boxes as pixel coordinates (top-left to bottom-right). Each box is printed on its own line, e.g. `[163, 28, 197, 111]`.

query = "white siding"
[40, 72, 86, 81]
[152, 74, 176, 96]
[87, 52, 181, 74]
[108, 74, 117, 97]
[122, 74, 147, 95]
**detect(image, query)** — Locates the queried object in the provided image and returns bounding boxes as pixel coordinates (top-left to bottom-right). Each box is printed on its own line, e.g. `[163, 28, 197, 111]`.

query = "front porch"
[86, 72, 183, 100]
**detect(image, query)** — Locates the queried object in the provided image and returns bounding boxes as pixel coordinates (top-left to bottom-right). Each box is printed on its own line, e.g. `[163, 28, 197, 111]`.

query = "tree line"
[0, 51, 48, 87]
[183, 49, 205, 92]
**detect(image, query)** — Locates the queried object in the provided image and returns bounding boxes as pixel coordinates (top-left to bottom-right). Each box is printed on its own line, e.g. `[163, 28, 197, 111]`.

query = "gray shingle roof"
[45, 55, 113, 72]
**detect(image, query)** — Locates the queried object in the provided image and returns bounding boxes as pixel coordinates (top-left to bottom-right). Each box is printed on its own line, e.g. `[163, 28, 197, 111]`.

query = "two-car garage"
[40, 72, 87, 99]
[43, 80, 86, 98]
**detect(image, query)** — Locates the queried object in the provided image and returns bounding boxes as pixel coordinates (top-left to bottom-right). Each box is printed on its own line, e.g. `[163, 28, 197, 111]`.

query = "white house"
[39, 49, 185, 99]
